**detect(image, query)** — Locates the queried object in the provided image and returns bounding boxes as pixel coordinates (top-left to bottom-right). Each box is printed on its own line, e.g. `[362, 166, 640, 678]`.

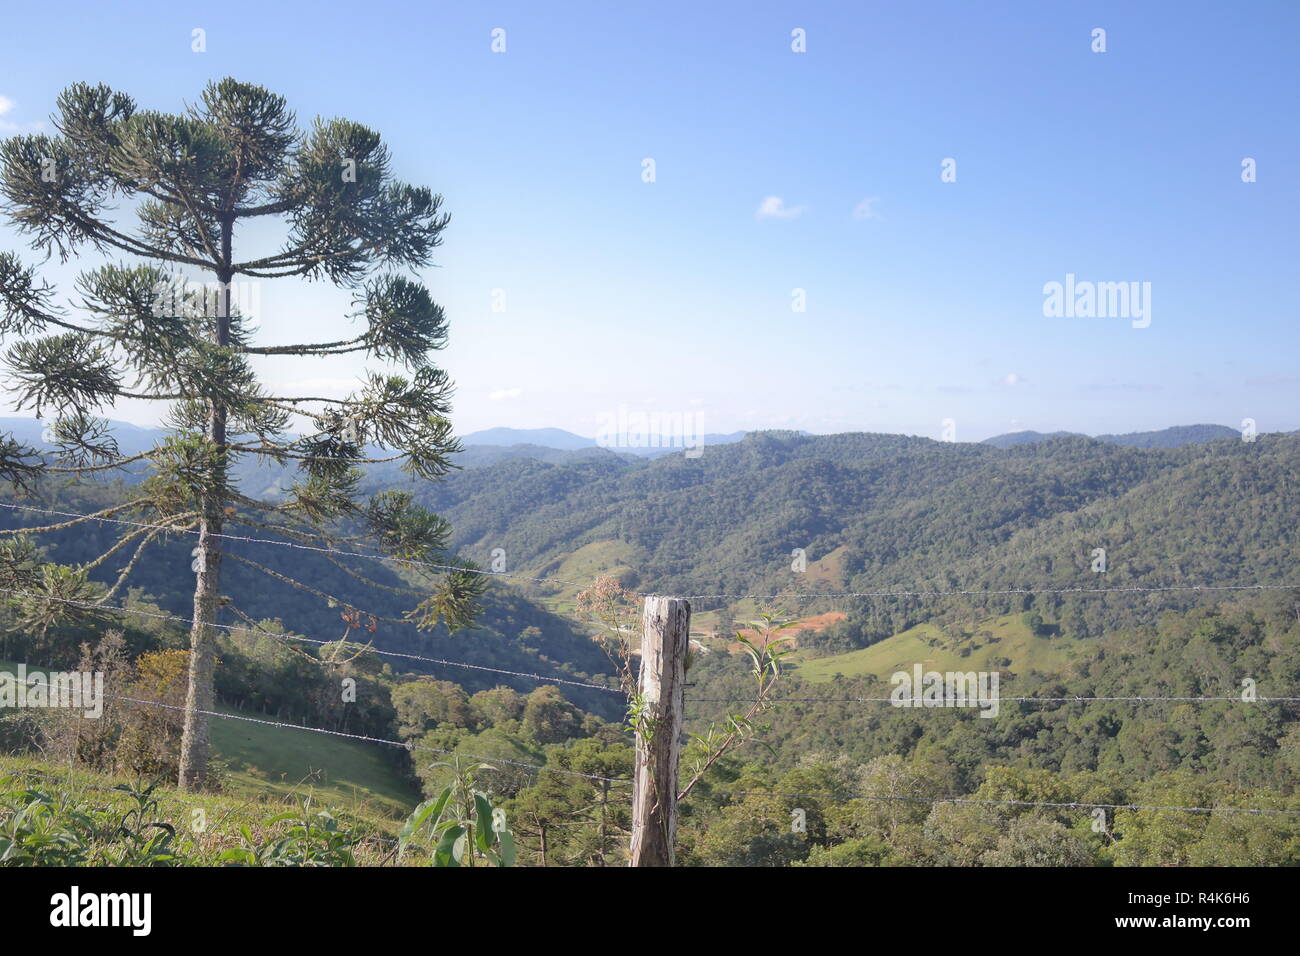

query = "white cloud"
[755, 196, 805, 220]
[1003, 372, 1024, 386]
[488, 387, 523, 400]
[0, 96, 46, 135]
[852, 197, 882, 220]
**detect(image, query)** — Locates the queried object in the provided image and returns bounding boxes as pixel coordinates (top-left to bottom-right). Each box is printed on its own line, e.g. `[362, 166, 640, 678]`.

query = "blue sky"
[1, 0, 1297, 441]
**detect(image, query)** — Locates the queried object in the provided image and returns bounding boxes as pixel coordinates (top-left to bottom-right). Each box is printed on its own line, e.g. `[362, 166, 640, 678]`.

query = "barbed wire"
[0, 500, 597, 590]
[108, 692, 633, 786]
[6, 500, 1299, 606]
[695, 788, 1300, 816]
[686, 695, 1300, 704]
[0, 586, 624, 696]
[679, 583, 1300, 601]
[7, 499, 1300, 824]
[14, 683, 633, 788]
[9, 680, 1299, 822]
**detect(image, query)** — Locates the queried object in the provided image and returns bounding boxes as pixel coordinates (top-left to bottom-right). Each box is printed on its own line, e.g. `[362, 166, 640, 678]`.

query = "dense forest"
[404, 429, 1298, 645]
[2, 426, 1298, 865]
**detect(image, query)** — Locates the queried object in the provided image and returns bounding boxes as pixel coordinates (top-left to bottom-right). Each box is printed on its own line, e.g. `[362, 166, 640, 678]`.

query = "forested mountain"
[981, 430, 1082, 448]
[464, 427, 753, 458]
[5, 425, 1294, 708]
[388, 429, 1297, 644]
[0, 479, 623, 718]
[461, 427, 596, 449]
[1095, 424, 1242, 447]
[982, 424, 1239, 448]
[4, 423, 1300, 866]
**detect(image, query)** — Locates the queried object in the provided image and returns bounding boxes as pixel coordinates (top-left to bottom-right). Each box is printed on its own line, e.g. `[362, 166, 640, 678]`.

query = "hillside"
[790, 613, 1085, 683]
[5, 428, 1300, 869]
[210, 705, 421, 816]
[0, 652, 418, 817]
[0, 478, 624, 718]
[983, 424, 1241, 449]
[6, 425, 1294, 702]
[386, 429, 1298, 645]
[461, 427, 595, 449]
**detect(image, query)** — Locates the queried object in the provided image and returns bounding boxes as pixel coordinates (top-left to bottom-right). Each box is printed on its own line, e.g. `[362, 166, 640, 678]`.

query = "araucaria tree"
[0, 79, 482, 789]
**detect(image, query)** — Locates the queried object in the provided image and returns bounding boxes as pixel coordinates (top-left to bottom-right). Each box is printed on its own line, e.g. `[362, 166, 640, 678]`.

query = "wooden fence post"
[630, 595, 690, 867]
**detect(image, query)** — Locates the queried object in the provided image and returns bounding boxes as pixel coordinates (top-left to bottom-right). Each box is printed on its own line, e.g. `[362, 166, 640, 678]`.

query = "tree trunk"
[629, 596, 689, 866]
[178, 245, 232, 791]
[178, 506, 223, 790]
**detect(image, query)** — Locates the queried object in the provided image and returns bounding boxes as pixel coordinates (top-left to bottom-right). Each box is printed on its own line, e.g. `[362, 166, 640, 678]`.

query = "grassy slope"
[790, 614, 1084, 683]
[210, 710, 420, 817]
[536, 539, 642, 611]
[803, 545, 848, 585]
[1, 658, 420, 818]
[550, 539, 641, 583]
[529, 538, 850, 641]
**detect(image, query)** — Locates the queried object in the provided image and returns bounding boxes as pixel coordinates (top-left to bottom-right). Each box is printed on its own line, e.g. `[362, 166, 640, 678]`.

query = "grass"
[551, 539, 642, 584]
[790, 614, 1085, 683]
[0, 752, 404, 864]
[1, 656, 420, 818]
[526, 540, 845, 643]
[210, 708, 421, 818]
[803, 545, 848, 585]
[533, 539, 644, 616]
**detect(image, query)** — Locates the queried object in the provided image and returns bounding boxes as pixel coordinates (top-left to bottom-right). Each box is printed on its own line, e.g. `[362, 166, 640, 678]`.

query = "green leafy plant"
[107, 778, 183, 865]
[678, 614, 796, 801]
[218, 797, 359, 867]
[397, 762, 515, 867]
[0, 780, 94, 866]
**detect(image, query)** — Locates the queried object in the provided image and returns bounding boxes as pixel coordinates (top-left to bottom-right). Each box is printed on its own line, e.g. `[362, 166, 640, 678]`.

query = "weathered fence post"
[630, 595, 690, 866]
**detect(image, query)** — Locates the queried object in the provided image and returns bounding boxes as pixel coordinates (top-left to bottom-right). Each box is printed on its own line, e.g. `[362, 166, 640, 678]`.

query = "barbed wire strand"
[696, 788, 1300, 816]
[5, 500, 1299, 604]
[680, 584, 1300, 600]
[105, 692, 632, 786]
[8, 681, 631, 788]
[0, 586, 624, 696]
[0, 501, 597, 590]
[686, 695, 1300, 704]
[2, 586, 1295, 707]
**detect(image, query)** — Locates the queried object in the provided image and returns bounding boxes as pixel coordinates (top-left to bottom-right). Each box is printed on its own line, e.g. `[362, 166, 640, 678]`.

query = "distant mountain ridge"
[980, 430, 1081, 448]
[469, 424, 1246, 454]
[0, 418, 1260, 468]
[1095, 423, 1243, 447]
[459, 427, 595, 450]
[458, 426, 750, 457]
[982, 424, 1241, 449]
[453, 443, 633, 468]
